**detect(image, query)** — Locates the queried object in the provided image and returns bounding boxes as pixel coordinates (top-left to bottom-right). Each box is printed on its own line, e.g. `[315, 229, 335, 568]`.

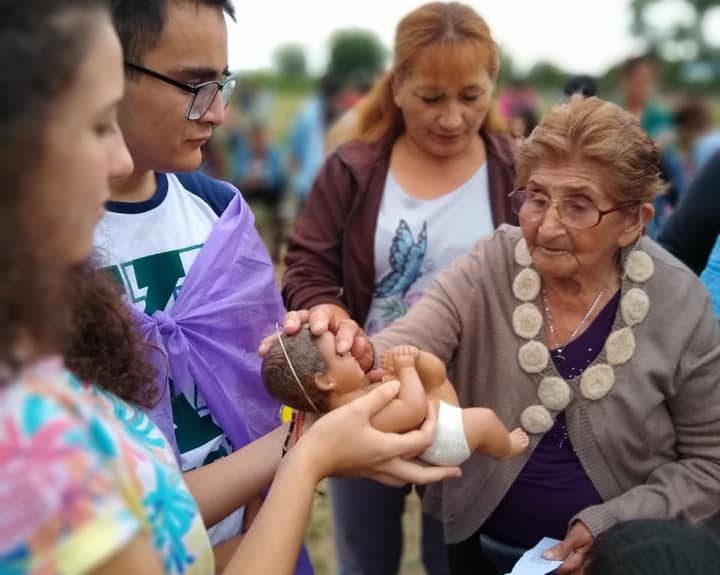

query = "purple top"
[482, 290, 621, 547]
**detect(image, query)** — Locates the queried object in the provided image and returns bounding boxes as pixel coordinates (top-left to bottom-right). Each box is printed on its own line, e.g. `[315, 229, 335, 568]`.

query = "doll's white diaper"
[420, 400, 471, 466]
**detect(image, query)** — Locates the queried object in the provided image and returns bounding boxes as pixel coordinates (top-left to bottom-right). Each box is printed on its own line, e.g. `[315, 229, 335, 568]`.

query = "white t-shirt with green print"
[94, 171, 244, 545]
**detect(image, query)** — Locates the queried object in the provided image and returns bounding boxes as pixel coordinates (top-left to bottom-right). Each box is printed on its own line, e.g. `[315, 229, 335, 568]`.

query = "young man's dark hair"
[111, 0, 235, 64]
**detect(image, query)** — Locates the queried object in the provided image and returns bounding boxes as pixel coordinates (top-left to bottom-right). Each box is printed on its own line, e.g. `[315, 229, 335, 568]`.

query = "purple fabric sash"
[130, 194, 314, 575]
[131, 194, 284, 456]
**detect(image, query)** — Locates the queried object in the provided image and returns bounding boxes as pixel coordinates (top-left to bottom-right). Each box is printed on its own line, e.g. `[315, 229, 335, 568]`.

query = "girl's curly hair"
[64, 262, 157, 408]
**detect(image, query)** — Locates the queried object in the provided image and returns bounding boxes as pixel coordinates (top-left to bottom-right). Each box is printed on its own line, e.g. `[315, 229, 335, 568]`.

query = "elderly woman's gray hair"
[515, 96, 664, 204]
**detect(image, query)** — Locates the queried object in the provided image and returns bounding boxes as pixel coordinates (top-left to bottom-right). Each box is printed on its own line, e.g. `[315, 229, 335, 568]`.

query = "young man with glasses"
[92, 2, 311, 571]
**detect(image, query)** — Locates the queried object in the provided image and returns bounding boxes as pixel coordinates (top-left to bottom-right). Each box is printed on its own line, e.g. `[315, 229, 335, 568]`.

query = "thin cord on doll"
[275, 322, 320, 414]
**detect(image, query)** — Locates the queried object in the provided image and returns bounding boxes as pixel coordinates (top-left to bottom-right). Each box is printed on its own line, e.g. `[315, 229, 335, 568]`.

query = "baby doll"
[262, 325, 528, 466]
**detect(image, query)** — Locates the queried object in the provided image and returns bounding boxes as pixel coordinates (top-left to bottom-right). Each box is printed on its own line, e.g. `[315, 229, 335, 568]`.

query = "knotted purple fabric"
[132, 194, 284, 455]
[128, 193, 315, 575]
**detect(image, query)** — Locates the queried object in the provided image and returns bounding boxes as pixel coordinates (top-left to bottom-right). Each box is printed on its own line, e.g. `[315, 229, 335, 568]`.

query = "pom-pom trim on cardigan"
[512, 238, 653, 433]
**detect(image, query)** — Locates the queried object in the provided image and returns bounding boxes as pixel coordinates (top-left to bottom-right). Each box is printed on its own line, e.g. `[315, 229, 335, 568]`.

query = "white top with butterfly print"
[365, 163, 493, 336]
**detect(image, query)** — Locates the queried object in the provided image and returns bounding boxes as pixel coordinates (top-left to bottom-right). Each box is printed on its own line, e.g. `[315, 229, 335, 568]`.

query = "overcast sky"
[227, 0, 647, 76]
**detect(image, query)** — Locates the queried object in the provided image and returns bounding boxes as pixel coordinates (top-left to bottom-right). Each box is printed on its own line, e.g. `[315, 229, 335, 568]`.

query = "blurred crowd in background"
[199, 24, 720, 263]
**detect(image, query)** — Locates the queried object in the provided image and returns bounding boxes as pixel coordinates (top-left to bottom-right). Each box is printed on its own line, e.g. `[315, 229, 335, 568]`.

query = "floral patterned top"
[0, 358, 213, 575]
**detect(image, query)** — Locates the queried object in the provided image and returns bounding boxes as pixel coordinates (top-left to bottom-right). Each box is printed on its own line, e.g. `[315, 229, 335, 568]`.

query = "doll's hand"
[366, 368, 386, 385]
[381, 349, 395, 373]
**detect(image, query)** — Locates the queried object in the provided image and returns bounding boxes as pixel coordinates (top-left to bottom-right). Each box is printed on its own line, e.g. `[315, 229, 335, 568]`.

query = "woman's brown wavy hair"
[354, 1, 504, 143]
[515, 96, 664, 204]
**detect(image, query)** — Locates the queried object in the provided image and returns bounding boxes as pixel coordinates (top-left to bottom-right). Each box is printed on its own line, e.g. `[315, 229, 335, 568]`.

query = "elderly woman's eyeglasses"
[509, 189, 640, 230]
[124, 62, 237, 121]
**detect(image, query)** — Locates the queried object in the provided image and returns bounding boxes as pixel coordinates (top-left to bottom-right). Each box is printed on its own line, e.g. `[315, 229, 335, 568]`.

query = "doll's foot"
[389, 345, 419, 370]
[504, 428, 529, 459]
[382, 345, 418, 372]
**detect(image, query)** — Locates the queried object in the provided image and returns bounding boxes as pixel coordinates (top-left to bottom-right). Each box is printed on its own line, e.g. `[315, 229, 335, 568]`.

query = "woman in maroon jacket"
[282, 3, 517, 573]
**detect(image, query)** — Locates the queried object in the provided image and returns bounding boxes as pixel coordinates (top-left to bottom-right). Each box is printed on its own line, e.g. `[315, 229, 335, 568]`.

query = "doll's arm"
[371, 346, 428, 433]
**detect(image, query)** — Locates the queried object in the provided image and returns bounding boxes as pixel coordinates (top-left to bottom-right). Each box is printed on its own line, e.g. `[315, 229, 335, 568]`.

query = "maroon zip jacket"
[282, 128, 517, 325]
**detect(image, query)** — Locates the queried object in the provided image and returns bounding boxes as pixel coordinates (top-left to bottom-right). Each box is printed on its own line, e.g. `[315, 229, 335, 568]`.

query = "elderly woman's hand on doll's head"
[259, 304, 375, 371]
[296, 381, 461, 486]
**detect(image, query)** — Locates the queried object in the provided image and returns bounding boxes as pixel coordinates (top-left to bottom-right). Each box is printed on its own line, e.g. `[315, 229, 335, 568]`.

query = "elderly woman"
[271, 96, 720, 574]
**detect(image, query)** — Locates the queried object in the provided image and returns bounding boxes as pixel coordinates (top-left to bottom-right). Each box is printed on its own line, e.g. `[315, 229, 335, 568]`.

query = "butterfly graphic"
[374, 220, 428, 297]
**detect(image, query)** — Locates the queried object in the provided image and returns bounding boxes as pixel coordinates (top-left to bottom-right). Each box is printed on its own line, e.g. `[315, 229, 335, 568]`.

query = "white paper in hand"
[505, 537, 564, 575]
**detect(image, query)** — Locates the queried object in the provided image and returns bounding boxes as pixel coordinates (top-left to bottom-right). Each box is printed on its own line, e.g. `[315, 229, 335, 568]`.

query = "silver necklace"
[542, 288, 605, 366]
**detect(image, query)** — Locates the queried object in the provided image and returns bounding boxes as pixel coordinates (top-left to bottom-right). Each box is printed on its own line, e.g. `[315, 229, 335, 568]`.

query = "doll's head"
[261, 325, 366, 413]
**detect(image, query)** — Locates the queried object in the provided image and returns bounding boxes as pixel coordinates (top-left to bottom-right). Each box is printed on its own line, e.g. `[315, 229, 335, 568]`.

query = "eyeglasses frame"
[509, 189, 641, 230]
[124, 61, 236, 120]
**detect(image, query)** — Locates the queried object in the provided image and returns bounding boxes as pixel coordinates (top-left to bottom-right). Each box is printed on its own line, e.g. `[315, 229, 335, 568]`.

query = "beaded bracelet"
[281, 411, 297, 458]
[281, 410, 307, 458]
[293, 411, 305, 444]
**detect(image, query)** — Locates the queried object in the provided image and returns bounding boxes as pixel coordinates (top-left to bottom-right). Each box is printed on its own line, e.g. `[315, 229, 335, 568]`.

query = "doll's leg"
[414, 351, 446, 387]
[462, 408, 529, 460]
[415, 351, 460, 405]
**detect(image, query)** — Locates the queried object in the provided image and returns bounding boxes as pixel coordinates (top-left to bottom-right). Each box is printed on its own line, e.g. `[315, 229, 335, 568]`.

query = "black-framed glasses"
[509, 189, 640, 230]
[125, 61, 237, 121]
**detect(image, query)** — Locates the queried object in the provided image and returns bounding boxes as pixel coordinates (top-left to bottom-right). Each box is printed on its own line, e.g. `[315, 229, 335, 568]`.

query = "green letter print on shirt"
[171, 384, 229, 466]
[133, 251, 185, 315]
[106, 245, 202, 315]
